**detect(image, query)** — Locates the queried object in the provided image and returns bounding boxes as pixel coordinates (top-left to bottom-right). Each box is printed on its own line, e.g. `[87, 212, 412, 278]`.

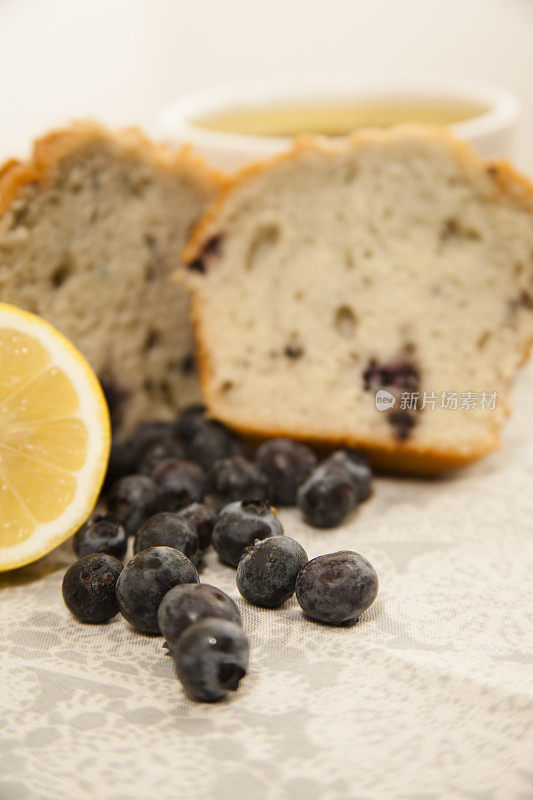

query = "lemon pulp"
[0, 304, 110, 570]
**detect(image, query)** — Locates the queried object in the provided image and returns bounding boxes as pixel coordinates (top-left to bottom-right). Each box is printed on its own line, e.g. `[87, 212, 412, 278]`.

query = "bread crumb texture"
[184, 127, 533, 473]
[0, 121, 220, 431]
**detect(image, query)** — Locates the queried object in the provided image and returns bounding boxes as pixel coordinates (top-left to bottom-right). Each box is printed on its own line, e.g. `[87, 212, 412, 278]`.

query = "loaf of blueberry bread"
[182, 126, 533, 473]
[0, 121, 222, 430]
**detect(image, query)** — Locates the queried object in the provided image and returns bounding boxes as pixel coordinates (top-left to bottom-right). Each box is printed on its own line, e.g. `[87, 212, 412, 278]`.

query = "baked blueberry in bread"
[0, 121, 222, 431]
[182, 127, 533, 474]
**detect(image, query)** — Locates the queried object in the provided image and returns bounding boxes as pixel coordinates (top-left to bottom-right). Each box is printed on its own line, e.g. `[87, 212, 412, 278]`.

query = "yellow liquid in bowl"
[195, 99, 488, 138]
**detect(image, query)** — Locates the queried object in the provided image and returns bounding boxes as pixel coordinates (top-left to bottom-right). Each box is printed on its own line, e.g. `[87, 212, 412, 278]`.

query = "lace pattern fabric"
[1, 370, 532, 800]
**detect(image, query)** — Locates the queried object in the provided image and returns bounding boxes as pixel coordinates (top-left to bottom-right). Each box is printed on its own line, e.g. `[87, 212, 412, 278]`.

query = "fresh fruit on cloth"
[158, 583, 241, 652]
[236, 536, 308, 608]
[73, 515, 127, 560]
[0, 303, 110, 571]
[212, 499, 283, 568]
[62, 553, 123, 623]
[296, 551, 378, 624]
[116, 546, 199, 634]
[173, 618, 249, 702]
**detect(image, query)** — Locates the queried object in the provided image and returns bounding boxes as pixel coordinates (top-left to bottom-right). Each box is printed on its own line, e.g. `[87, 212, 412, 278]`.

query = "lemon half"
[0, 303, 110, 571]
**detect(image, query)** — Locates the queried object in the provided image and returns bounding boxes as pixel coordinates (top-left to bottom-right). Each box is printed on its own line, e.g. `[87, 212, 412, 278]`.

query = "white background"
[1, 0, 533, 170]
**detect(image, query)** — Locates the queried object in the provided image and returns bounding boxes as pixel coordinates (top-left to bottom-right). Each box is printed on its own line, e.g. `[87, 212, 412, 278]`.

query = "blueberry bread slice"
[0, 121, 222, 431]
[182, 127, 533, 474]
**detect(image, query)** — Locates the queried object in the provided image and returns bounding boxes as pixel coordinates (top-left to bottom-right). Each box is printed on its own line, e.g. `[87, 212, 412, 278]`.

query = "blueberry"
[388, 408, 417, 441]
[323, 450, 373, 502]
[363, 358, 420, 392]
[212, 499, 283, 567]
[103, 439, 136, 490]
[236, 536, 308, 607]
[152, 458, 206, 511]
[107, 474, 159, 535]
[255, 438, 317, 505]
[173, 618, 249, 702]
[116, 546, 199, 634]
[126, 420, 177, 460]
[296, 463, 358, 528]
[295, 551, 378, 624]
[137, 439, 186, 476]
[362, 358, 420, 441]
[73, 515, 128, 560]
[62, 554, 123, 623]
[158, 583, 241, 651]
[187, 421, 242, 471]
[209, 456, 268, 507]
[104, 420, 179, 490]
[176, 502, 217, 550]
[174, 404, 207, 442]
[134, 512, 199, 560]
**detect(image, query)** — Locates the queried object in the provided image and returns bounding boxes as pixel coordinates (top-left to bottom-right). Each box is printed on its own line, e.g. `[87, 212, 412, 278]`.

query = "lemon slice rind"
[0, 303, 110, 571]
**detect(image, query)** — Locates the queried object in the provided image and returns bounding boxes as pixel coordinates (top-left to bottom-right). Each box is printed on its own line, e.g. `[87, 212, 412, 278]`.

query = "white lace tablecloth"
[1, 371, 532, 800]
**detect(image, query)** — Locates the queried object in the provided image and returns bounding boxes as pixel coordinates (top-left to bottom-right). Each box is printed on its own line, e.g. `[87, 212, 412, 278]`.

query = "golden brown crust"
[0, 119, 225, 218]
[182, 125, 533, 475]
[181, 124, 533, 265]
[219, 422, 495, 475]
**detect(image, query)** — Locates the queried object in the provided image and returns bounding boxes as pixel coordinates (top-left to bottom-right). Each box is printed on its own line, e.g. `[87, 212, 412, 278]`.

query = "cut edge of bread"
[0, 119, 227, 218]
[0, 120, 227, 431]
[180, 125, 533, 475]
[190, 310, 501, 475]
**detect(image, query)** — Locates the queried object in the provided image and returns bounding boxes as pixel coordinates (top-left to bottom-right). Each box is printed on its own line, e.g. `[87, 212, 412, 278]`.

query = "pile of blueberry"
[62, 405, 379, 702]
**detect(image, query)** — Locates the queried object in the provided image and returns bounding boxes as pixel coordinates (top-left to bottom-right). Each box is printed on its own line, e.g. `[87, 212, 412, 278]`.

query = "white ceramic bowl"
[158, 76, 519, 170]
